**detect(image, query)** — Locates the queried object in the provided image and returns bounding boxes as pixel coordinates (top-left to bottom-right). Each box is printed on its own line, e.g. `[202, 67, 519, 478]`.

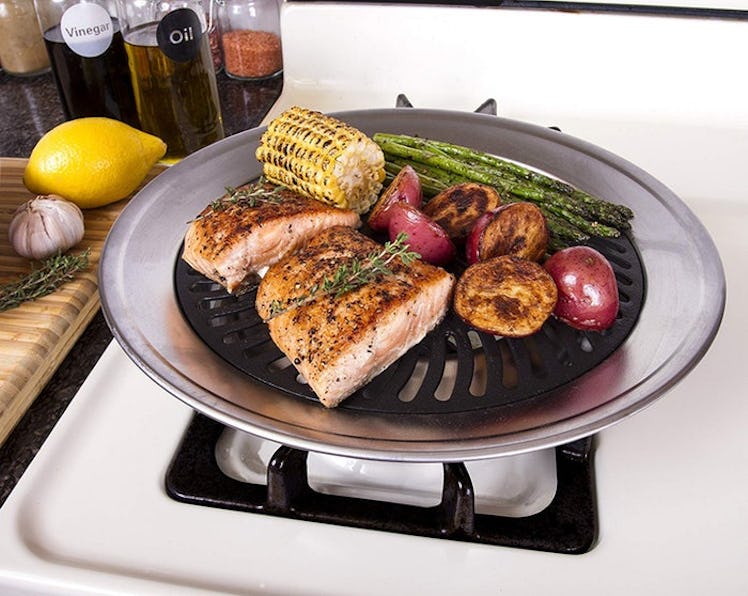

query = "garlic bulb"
[8, 195, 85, 260]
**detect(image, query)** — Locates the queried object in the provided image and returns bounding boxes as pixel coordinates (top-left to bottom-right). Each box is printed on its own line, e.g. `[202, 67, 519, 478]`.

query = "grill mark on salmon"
[255, 226, 455, 408]
[182, 183, 360, 294]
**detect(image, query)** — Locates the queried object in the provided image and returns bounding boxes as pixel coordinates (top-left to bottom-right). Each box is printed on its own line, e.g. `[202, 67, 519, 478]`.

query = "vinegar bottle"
[33, 0, 139, 126]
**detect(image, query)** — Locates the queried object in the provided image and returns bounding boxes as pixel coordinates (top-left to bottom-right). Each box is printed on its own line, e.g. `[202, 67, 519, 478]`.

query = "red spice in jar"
[208, 25, 223, 71]
[222, 30, 282, 79]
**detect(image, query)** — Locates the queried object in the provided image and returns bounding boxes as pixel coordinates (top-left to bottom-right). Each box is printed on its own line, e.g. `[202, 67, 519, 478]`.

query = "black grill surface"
[174, 233, 645, 415]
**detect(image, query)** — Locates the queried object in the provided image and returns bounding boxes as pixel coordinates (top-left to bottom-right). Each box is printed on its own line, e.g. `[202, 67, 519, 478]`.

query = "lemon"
[24, 117, 167, 209]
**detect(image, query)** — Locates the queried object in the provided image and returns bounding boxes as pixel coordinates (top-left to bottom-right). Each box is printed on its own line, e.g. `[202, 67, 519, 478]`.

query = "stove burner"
[166, 413, 598, 554]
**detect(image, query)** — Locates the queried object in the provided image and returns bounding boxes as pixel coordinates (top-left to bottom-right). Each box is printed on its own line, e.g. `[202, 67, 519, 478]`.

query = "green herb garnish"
[188, 179, 286, 223]
[209, 178, 285, 212]
[0, 249, 90, 313]
[268, 232, 420, 318]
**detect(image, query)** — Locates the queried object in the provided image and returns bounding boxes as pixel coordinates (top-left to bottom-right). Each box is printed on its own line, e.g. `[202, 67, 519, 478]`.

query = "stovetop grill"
[165, 97, 648, 555]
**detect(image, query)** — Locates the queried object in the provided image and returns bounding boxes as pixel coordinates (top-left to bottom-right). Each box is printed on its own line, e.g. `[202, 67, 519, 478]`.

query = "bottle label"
[60, 3, 114, 58]
[156, 8, 203, 63]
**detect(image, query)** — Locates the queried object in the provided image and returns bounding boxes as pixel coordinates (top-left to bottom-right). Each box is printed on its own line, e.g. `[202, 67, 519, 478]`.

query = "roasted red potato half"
[422, 182, 502, 242]
[387, 202, 456, 266]
[453, 255, 558, 337]
[367, 165, 423, 232]
[544, 245, 619, 331]
[466, 201, 549, 264]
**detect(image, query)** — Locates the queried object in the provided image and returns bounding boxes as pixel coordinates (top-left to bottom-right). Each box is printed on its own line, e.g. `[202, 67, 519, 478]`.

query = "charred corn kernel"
[255, 106, 386, 214]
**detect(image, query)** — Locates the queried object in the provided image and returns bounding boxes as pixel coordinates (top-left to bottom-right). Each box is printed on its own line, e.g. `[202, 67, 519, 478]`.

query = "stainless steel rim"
[99, 108, 725, 462]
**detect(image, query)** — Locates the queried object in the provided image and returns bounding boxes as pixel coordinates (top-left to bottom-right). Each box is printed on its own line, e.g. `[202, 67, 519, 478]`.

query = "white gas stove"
[1, 2, 747, 594]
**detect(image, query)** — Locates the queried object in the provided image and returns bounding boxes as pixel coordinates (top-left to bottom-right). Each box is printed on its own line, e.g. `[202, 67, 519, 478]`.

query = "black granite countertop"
[0, 68, 283, 507]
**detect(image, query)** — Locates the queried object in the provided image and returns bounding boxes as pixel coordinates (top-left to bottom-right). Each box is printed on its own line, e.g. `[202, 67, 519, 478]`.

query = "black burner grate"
[166, 413, 598, 554]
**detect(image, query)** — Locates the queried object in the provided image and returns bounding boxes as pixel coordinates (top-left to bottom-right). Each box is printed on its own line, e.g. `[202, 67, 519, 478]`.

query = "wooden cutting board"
[0, 158, 166, 446]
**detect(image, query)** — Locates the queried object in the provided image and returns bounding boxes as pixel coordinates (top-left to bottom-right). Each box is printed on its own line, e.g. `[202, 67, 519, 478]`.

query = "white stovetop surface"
[1, 3, 747, 594]
[0, 196, 744, 595]
[267, 2, 748, 206]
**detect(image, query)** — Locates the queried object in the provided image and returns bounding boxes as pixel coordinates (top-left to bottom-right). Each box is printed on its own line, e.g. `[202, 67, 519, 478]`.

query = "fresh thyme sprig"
[208, 178, 285, 213]
[268, 232, 420, 318]
[0, 249, 91, 313]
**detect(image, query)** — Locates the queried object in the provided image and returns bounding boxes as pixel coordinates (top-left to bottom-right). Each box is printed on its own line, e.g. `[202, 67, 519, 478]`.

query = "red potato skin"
[387, 202, 456, 266]
[465, 210, 496, 265]
[544, 246, 619, 331]
[366, 165, 423, 232]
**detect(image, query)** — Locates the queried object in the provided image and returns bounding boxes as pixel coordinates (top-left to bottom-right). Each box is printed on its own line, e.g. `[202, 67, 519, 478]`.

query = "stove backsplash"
[273, 2, 747, 205]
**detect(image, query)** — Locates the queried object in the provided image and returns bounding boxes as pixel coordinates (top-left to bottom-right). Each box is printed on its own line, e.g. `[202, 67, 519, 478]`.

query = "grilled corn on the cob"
[255, 106, 386, 214]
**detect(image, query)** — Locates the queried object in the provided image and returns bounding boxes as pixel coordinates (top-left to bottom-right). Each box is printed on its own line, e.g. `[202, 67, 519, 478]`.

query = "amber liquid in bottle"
[43, 21, 140, 127]
[124, 23, 224, 162]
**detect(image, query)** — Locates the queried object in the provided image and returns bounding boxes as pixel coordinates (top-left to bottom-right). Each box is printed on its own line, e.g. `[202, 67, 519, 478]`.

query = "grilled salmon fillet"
[255, 226, 455, 408]
[182, 182, 360, 293]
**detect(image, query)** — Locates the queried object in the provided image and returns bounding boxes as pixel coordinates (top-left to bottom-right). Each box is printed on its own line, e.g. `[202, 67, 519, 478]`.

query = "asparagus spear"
[385, 157, 470, 190]
[373, 132, 634, 235]
[374, 133, 633, 241]
[381, 151, 621, 238]
[376, 132, 578, 196]
[376, 132, 633, 217]
[376, 135, 508, 188]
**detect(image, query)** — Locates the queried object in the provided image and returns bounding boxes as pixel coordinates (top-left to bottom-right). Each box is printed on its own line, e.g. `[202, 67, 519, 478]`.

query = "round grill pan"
[99, 108, 725, 462]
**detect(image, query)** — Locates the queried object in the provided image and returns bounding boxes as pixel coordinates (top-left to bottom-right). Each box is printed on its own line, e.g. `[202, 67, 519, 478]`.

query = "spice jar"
[218, 0, 282, 80]
[206, 0, 222, 71]
[0, 0, 50, 76]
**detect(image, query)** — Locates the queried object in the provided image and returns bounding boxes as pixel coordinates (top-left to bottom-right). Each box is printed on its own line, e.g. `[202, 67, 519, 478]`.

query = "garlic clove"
[8, 194, 86, 260]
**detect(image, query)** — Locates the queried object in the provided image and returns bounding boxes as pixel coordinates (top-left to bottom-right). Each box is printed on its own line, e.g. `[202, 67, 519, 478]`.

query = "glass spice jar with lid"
[0, 0, 50, 76]
[217, 0, 282, 80]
